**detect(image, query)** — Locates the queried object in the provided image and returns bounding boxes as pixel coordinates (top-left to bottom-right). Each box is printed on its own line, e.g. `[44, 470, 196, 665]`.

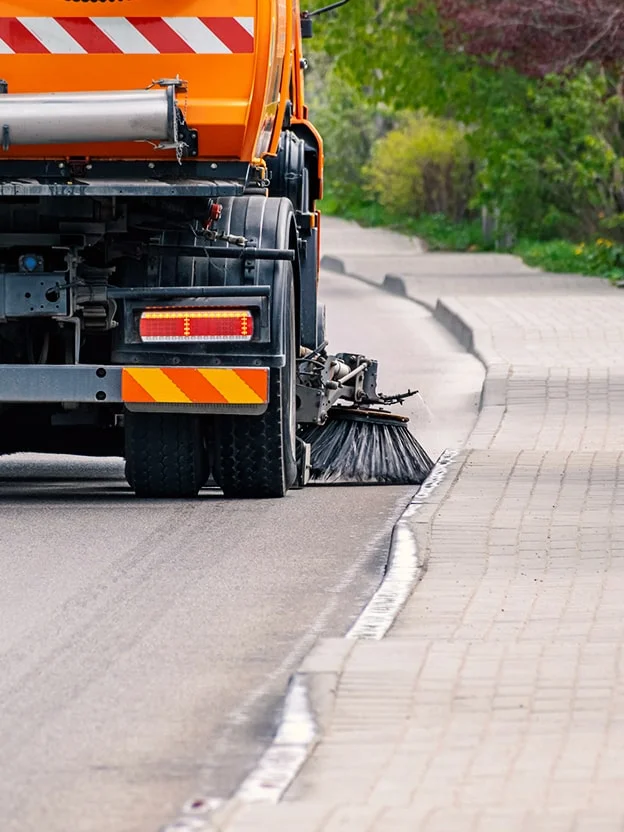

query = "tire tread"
[215, 370, 288, 498]
[125, 413, 208, 498]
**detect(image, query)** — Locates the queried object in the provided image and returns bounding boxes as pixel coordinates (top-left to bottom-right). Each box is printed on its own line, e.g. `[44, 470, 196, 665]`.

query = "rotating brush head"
[300, 406, 433, 485]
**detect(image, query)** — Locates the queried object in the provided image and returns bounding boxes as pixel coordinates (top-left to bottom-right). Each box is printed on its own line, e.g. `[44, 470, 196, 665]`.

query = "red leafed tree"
[435, 0, 624, 75]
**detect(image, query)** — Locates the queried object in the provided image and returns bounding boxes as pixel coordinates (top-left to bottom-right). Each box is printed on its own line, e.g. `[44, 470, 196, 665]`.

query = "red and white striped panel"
[0, 17, 255, 55]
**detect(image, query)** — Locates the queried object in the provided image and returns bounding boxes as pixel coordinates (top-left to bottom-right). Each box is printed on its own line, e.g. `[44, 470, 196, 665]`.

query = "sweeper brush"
[300, 407, 433, 485]
[296, 347, 434, 486]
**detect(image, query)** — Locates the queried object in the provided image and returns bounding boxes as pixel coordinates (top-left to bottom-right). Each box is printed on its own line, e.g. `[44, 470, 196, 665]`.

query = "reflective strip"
[90, 17, 159, 54]
[128, 18, 194, 54]
[125, 369, 192, 404]
[161, 368, 228, 404]
[0, 18, 48, 52]
[198, 369, 264, 404]
[122, 368, 268, 405]
[199, 17, 255, 53]
[19, 17, 86, 53]
[0, 17, 255, 54]
[235, 368, 271, 400]
[163, 17, 229, 55]
[55, 17, 121, 54]
[236, 17, 255, 37]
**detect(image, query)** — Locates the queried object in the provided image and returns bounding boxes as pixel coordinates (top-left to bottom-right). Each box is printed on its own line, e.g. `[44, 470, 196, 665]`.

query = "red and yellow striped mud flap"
[122, 367, 269, 406]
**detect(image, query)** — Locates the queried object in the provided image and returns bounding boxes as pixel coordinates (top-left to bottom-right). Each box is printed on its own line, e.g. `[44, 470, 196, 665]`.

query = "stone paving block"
[219, 803, 331, 832]
[220, 225, 624, 831]
[322, 805, 382, 831]
[299, 638, 356, 675]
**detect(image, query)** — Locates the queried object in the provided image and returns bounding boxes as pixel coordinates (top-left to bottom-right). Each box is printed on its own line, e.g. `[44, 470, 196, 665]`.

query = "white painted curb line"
[347, 449, 457, 640]
[235, 676, 316, 803]
[229, 449, 458, 807]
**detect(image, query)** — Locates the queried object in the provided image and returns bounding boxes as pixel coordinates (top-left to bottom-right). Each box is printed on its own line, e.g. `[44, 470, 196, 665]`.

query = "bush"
[474, 68, 624, 241]
[365, 113, 475, 220]
[515, 237, 624, 280]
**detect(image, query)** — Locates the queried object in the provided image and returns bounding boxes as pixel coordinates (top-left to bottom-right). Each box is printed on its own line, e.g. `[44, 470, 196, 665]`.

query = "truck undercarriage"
[0, 156, 392, 497]
[0, 0, 427, 498]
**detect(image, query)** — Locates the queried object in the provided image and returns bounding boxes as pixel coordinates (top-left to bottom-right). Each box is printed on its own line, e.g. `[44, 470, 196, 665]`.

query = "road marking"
[215, 451, 458, 815]
[347, 449, 458, 640]
[235, 676, 316, 803]
[162, 462, 458, 832]
[160, 491, 409, 830]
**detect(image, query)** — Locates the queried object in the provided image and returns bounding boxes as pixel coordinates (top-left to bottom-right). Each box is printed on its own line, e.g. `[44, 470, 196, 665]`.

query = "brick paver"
[215, 221, 624, 832]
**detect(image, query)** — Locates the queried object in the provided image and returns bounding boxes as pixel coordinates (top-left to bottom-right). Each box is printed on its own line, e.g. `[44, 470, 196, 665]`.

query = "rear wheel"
[125, 412, 209, 498]
[213, 273, 297, 499]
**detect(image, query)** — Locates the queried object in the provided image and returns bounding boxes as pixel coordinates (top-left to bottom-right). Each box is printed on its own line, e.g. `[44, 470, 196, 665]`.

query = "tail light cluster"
[139, 308, 254, 343]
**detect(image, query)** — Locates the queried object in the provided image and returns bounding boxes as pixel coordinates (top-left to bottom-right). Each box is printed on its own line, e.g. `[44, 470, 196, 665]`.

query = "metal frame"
[0, 179, 246, 198]
[0, 364, 268, 414]
[0, 159, 255, 197]
[0, 365, 121, 403]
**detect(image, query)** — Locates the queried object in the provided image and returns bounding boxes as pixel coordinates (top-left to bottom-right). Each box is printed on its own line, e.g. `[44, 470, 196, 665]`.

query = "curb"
[321, 254, 436, 312]
[210, 451, 457, 828]
[432, 299, 508, 415]
[382, 274, 408, 297]
[174, 258, 480, 831]
[432, 298, 475, 354]
[321, 253, 506, 449]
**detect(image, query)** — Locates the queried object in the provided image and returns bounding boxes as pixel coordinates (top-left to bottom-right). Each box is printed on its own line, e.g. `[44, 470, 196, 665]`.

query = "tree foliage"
[436, 0, 624, 76]
[307, 0, 624, 240]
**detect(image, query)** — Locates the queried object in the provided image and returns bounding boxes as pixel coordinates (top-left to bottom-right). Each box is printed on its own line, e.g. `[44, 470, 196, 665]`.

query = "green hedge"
[365, 113, 475, 221]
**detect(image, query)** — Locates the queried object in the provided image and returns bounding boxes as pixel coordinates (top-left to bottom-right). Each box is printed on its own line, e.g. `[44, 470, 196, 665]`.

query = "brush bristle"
[300, 419, 433, 485]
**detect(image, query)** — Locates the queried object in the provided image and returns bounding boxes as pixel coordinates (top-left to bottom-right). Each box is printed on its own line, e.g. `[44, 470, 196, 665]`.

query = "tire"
[125, 412, 209, 498]
[213, 272, 297, 499]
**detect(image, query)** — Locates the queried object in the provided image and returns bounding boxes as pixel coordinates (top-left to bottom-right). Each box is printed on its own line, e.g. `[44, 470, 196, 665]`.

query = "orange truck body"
[0, 0, 318, 168]
[0, 0, 332, 498]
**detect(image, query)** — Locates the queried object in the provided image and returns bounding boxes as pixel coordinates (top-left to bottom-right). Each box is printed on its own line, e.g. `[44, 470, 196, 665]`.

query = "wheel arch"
[213, 195, 303, 355]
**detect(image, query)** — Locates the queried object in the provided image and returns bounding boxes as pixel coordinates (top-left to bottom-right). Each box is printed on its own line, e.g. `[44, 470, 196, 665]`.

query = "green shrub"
[515, 237, 624, 280]
[474, 68, 624, 242]
[365, 113, 475, 220]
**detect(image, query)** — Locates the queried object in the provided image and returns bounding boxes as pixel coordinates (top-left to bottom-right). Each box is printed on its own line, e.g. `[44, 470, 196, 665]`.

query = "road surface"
[0, 257, 483, 832]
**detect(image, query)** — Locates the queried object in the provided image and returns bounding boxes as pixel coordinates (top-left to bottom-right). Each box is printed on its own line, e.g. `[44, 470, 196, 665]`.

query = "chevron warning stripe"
[0, 17, 255, 55]
[122, 367, 268, 405]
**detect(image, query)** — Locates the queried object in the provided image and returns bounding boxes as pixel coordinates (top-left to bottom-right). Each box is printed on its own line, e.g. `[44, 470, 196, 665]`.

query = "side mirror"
[301, 14, 314, 39]
[301, 0, 351, 39]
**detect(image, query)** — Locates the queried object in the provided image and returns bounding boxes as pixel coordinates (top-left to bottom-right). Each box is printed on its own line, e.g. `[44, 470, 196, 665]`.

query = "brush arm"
[375, 389, 420, 406]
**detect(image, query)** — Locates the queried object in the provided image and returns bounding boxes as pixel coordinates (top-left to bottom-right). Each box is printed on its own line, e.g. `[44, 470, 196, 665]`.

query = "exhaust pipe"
[0, 87, 176, 147]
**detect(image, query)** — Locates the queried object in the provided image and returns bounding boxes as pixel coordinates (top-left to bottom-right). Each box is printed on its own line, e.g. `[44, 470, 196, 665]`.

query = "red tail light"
[139, 309, 254, 342]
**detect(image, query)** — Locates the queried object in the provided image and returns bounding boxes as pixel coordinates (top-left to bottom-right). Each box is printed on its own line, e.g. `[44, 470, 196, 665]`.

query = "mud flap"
[295, 437, 311, 489]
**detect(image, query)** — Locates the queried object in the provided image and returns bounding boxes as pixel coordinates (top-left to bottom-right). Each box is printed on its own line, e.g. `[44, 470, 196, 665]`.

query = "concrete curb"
[318, 255, 346, 275]
[204, 270, 469, 828]
[432, 299, 509, 412]
[382, 274, 408, 297]
[209, 642, 351, 830]
[321, 254, 507, 450]
[210, 456, 456, 828]
[321, 255, 437, 314]
[322, 252, 501, 396]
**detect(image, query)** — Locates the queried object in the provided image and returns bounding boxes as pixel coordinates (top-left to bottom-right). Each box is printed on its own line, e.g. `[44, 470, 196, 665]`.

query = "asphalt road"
[0, 256, 483, 832]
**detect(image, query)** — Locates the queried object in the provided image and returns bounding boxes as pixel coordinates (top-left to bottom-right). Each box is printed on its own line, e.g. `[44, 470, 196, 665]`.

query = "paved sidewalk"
[215, 220, 624, 831]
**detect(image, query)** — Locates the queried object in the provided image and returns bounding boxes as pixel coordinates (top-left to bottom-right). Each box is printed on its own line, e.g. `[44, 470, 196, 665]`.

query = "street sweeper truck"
[0, 0, 432, 497]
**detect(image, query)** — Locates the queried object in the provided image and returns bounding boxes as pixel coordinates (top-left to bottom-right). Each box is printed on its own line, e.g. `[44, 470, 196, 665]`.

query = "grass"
[322, 192, 624, 282]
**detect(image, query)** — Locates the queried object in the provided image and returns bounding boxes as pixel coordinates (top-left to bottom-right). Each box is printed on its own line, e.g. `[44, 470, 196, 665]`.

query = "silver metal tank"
[0, 87, 176, 146]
